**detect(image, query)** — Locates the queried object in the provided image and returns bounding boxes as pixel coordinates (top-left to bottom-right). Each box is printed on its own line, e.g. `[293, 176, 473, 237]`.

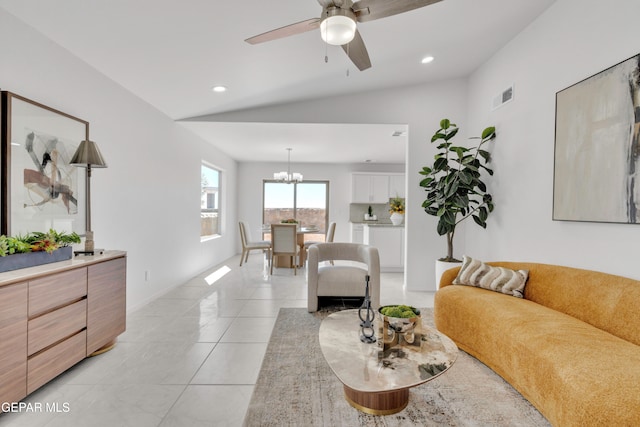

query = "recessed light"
[212, 85, 227, 93]
[421, 56, 435, 64]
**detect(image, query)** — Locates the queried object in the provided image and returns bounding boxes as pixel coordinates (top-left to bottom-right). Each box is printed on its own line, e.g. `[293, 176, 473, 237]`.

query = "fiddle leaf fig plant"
[419, 119, 497, 262]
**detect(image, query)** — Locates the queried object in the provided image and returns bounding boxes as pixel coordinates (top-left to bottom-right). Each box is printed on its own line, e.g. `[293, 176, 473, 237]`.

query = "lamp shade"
[320, 14, 356, 46]
[70, 140, 107, 167]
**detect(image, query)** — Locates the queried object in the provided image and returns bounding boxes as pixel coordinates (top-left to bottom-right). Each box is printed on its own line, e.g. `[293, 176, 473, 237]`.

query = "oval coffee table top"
[319, 309, 458, 393]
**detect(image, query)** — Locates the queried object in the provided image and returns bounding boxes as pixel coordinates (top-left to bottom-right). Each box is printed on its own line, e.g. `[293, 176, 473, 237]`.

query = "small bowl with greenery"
[379, 305, 421, 333]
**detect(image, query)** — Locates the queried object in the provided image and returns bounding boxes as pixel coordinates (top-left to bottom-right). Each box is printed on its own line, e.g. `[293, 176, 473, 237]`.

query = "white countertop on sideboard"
[0, 250, 127, 288]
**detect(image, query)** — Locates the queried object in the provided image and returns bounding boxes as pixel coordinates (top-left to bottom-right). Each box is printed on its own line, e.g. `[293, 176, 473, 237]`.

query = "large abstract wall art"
[554, 54, 640, 224]
[1, 92, 88, 235]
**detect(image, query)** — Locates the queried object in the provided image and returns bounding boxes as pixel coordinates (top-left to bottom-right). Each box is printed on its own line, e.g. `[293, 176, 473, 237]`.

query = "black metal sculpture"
[358, 274, 376, 343]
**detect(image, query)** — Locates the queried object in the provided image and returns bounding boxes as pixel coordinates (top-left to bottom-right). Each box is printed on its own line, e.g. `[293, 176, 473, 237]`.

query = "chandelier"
[274, 148, 303, 183]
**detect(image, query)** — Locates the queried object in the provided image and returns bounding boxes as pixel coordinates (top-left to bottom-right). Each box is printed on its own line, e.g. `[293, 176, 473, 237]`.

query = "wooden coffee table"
[319, 309, 458, 415]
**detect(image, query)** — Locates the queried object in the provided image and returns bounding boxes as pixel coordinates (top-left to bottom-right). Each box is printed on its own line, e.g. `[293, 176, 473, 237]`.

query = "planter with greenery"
[280, 218, 299, 224]
[419, 119, 496, 262]
[0, 229, 81, 273]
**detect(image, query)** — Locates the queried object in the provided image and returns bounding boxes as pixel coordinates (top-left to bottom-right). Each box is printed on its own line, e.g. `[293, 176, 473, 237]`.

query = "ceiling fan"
[245, 0, 443, 71]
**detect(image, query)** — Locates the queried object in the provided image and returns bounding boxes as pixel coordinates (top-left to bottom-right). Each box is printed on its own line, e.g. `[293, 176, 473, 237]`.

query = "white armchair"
[307, 242, 380, 312]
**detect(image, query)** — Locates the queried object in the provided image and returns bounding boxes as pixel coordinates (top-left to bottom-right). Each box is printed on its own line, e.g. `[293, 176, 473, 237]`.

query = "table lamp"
[70, 139, 107, 255]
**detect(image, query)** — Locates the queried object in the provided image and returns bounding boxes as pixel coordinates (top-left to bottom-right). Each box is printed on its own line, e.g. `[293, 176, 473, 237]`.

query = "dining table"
[261, 225, 322, 267]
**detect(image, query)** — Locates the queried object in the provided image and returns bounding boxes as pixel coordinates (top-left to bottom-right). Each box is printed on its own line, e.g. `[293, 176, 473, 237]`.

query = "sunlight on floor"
[204, 265, 231, 285]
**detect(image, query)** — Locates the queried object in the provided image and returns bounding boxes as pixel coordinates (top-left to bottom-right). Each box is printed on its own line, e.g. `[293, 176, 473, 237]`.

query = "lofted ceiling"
[0, 0, 556, 164]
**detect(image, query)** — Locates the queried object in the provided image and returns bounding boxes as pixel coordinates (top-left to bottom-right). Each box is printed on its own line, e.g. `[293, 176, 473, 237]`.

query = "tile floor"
[0, 253, 435, 427]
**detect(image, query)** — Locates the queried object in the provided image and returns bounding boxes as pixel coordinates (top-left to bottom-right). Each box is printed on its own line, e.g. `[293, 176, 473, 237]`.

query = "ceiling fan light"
[320, 15, 356, 46]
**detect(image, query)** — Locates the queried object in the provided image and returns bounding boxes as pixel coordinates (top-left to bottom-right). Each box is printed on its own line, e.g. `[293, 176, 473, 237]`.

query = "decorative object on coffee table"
[378, 305, 421, 354]
[358, 275, 376, 343]
[319, 309, 457, 415]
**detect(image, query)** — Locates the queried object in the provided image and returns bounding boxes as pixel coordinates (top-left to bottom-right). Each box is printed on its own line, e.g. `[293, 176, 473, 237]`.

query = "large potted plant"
[419, 119, 496, 285]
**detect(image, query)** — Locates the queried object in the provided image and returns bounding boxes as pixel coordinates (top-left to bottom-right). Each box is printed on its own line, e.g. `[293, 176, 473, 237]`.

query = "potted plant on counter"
[418, 119, 496, 284]
[389, 197, 405, 225]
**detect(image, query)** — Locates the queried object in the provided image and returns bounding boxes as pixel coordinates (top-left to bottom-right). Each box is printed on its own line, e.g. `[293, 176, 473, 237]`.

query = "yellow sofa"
[434, 262, 640, 427]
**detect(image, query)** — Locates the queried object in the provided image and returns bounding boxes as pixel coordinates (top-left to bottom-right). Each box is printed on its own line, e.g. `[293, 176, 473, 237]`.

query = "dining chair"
[304, 222, 336, 263]
[304, 222, 336, 249]
[270, 223, 300, 275]
[239, 221, 271, 267]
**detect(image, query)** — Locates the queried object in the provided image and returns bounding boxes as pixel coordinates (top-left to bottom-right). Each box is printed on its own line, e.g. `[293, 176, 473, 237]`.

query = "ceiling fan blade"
[353, 0, 443, 23]
[317, 0, 353, 7]
[317, 0, 335, 7]
[341, 29, 371, 71]
[245, 18, 321, 45]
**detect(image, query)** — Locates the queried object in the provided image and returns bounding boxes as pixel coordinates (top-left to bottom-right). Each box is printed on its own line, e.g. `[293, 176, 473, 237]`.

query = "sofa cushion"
[453, 255, 528, 298]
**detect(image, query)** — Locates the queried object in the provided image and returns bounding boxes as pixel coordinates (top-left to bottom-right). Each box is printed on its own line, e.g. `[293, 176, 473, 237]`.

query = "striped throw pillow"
[452, 256, 528, 298]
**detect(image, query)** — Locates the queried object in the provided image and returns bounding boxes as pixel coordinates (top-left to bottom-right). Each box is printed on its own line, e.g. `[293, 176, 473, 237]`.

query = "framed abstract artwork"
[554, 53, 640, 223]
[1, 92, 88, 235]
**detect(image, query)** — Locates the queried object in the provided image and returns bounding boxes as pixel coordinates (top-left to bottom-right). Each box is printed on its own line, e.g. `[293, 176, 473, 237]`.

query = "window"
[201, 163, 221, 238]
[263, 181, 329, 242]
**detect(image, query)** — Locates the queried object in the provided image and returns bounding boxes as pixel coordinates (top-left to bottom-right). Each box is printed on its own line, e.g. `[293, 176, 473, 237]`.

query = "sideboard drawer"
[0, 364, 27, 405]
[29, 268, 87, 317]
[27, 330, 86, 394]
[0, 282, 28, 406]
[28, 299, 87, 356]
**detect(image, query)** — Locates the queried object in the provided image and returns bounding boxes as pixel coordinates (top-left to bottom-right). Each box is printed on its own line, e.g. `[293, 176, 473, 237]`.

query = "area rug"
[243, 307, 550, 427]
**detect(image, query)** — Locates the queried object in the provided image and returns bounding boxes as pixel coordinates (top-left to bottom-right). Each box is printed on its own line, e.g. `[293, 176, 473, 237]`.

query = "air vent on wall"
[491, 84, 514, 110]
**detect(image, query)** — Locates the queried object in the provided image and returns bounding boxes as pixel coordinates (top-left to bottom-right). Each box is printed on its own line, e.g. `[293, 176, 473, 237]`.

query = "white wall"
[237, 162, 404, 246]
[465, 0, 640, 279]
[0, 9, 238, 309]
[198, 79, 469, 291]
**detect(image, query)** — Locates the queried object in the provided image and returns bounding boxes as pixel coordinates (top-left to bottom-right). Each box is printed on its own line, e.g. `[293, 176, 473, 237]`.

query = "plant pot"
[435, 259, 462, 289]
[378, 305, 422, 351]
[0, 246, 73, 273]
[390, 212, 404, 225]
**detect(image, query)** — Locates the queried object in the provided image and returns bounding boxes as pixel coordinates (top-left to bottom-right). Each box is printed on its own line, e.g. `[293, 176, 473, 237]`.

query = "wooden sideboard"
[0, 251, 126, 405]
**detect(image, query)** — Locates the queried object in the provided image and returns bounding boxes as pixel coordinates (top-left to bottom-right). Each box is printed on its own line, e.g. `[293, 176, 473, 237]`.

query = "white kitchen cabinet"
[388, 174, 405, 198]
[363, 225, 404, 272]
[351, 223, 364, 244]
[352, 175, 372, 203]
[370, 175, 390, 203]
[352, 173, 405, 203]
[352, 174, 390, 203]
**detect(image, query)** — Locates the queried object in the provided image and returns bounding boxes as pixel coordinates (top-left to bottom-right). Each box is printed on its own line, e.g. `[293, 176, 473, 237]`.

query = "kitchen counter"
[350, 220, 395, 224]
[363, 224, 404, 272]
